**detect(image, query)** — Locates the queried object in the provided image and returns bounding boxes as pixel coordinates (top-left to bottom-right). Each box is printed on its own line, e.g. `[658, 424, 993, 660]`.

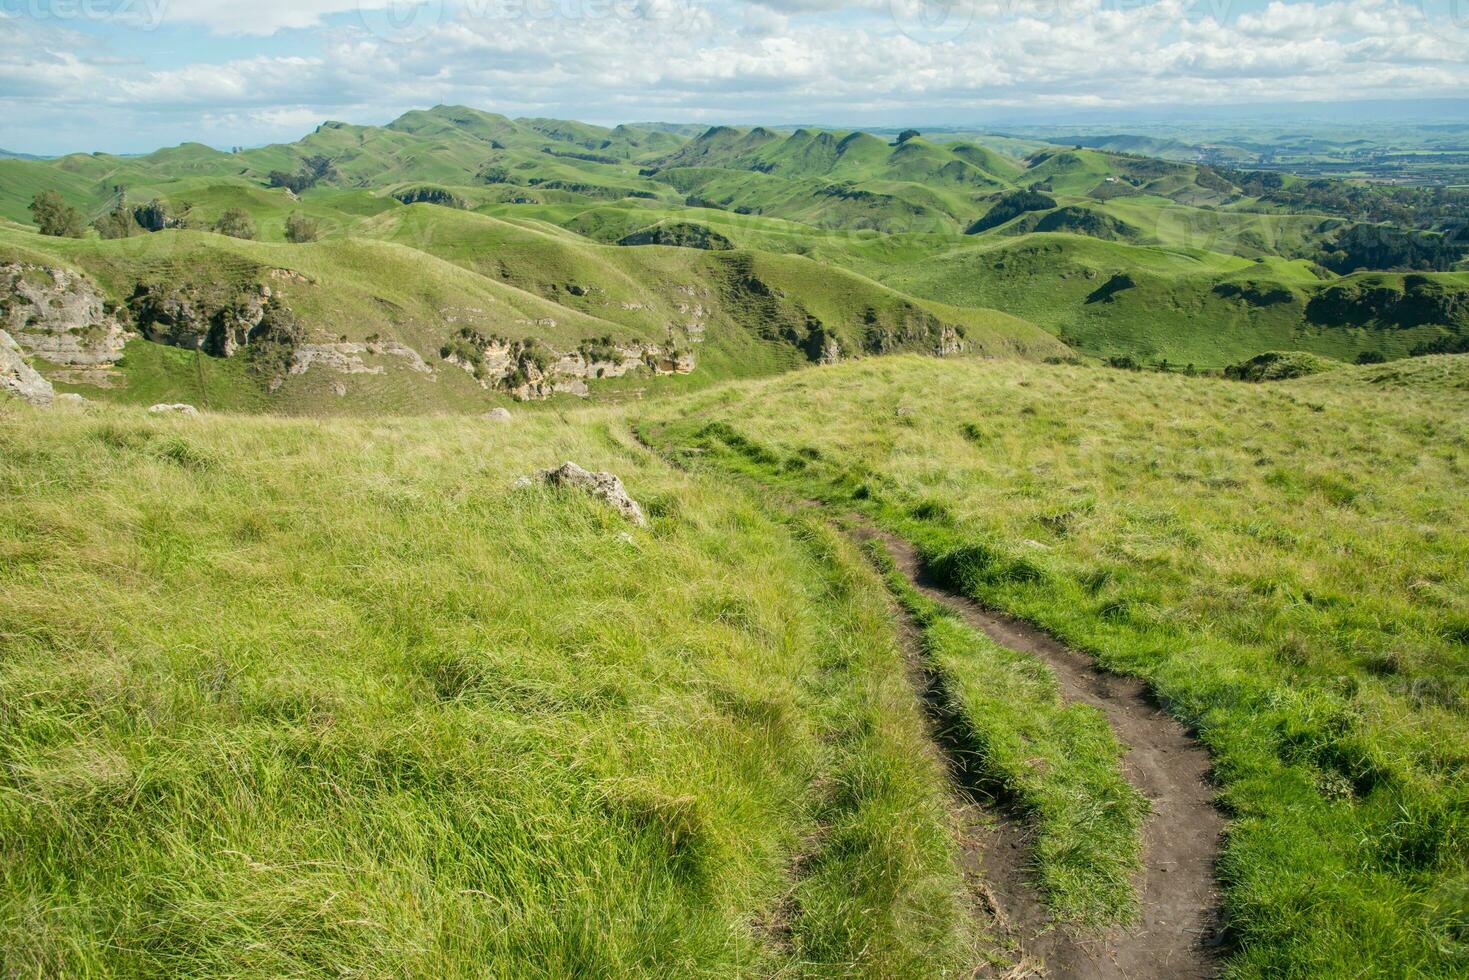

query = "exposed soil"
[849, 522, 1225, 979]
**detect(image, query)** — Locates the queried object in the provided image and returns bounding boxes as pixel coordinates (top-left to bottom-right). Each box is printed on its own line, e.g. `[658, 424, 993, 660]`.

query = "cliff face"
[1, 264, 131, 381]
[444, 333, 695, 400]
[0, 329, 54, 406]
[127, 280, 277, 357]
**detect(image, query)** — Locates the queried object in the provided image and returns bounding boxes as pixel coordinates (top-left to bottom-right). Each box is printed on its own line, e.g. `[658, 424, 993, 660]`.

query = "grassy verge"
[644, 354, 1469, 977]
[862, 539, 1147, 928]
[0, 399, 982, 976]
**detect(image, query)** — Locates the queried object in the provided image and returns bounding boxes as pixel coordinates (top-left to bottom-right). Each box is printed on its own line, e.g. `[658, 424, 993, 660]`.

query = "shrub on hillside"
[29, 190, 84, 238]
[214, 208, 257, 240]
[285, 212, 320, 243]
[267, 155, 336, 195]
[268, 170, 310, 194]
[1315, 223, 1463, 273]
[93, 199, 139, 239]
[393, 186, 467, 208]
[1224, 350, 1342, 382]
[616, 221, 734, 250]
[1409, 333, 1469, 357]
[1033, 206, 1139, 241]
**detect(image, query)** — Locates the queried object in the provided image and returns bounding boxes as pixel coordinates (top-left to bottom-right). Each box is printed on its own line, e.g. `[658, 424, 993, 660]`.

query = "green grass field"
[4, 105, 1469, 977]
[647, 354, 1469, 977]
[0, 400, 1003, 976]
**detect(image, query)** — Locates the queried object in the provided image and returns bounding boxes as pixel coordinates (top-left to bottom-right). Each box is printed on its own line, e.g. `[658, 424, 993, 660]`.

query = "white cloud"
[149, 0, 438, 36]
[0, 0, 1466, 153]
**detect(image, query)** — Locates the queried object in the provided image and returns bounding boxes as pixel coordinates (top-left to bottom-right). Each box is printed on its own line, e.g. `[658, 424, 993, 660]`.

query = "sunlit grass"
[650, 353, 1469, 977]
[0, 401, 984, 976]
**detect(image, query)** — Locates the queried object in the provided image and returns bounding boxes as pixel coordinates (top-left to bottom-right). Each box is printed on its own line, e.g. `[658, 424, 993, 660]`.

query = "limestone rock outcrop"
[288, 341, 432, 378]
[128, 274, 309, 357]
[148, 403, 200, 416]
[0, 329, 54, 406]
[1, 263, 131, 375]
[443, 332, 694, 401]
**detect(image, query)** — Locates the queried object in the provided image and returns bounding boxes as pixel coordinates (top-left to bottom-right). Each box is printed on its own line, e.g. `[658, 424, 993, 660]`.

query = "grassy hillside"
[0, 107, 686, 226]
[3, 106, 1468, 395]
[1297, 351, 1469, 391]
[0, 200, 1067, 413]
[0, 399, 999, 976]
[646, 354, 1469, 977]
[0, 223, 611, 414]
[867, 233, 1466, 367]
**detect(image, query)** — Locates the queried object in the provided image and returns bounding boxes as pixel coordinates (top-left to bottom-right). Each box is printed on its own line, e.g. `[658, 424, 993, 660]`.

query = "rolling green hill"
[3, 105, 1467, 408]
[0, 201, 1065, 413]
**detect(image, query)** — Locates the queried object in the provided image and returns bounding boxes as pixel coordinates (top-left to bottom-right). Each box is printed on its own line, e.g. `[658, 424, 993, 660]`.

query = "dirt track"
[853, 524, 1224, 979]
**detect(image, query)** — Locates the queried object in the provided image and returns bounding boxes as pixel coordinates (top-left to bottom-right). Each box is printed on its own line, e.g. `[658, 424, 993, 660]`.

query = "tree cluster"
[29, 190, 83, 238]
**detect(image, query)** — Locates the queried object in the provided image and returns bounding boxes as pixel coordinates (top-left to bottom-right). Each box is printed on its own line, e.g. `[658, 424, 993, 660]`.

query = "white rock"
[0, 329, 53, 407]
[2, 263, 130, 367]
[148, 403, 200, 417]
[524, 461, 648, 527]
[484, 407, 513, 422]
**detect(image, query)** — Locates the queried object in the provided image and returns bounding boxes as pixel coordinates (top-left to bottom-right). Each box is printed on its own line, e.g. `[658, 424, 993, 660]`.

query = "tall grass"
[0, 401, 983, 976]
[650, 354, 1469, 977]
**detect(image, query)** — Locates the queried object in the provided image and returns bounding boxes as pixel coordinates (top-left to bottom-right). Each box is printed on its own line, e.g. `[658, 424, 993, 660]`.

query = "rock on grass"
[148, 403, 201, 416]
[519, 461, 648, 527]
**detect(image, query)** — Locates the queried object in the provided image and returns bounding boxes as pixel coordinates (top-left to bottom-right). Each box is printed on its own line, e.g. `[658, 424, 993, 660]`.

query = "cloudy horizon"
[3, 0, 1469, 155]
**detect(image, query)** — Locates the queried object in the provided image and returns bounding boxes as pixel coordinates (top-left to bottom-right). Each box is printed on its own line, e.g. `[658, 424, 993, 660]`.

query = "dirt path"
[850, 524, 1224, 979]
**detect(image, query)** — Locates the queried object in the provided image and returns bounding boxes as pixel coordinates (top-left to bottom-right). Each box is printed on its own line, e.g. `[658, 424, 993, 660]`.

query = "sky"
[2, 0, 1468, 154]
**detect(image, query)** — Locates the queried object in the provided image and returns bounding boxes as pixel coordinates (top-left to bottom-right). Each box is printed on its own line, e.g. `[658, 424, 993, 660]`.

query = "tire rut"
[850, 522, 1224, 980]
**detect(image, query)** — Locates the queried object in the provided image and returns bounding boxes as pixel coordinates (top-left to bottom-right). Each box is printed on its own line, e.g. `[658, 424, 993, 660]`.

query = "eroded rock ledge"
[288, 341, 433, 378]
[0, 329, 54, 406]
[1, 264, 131, 379]
[128, 280, 299, 358]
[442, 330, 695, 400]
